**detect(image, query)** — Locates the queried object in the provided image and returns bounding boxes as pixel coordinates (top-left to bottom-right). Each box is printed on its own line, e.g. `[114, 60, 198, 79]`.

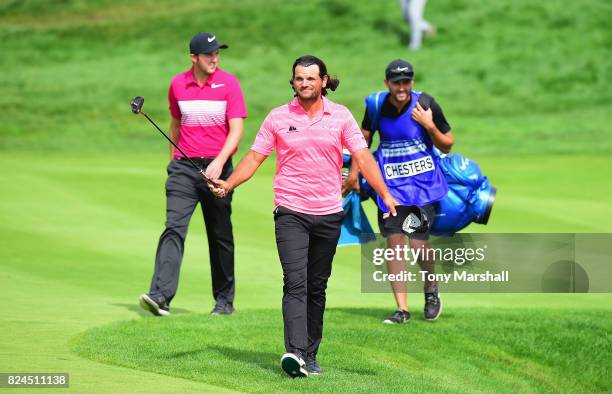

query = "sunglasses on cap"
[388, 70, 414, 79]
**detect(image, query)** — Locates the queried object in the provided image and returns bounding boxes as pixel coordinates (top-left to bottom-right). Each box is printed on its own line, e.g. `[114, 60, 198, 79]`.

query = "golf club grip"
[198, 169, 221, 188]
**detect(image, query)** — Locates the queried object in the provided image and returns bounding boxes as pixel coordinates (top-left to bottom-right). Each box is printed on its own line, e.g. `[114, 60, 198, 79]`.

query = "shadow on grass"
[331, 364, 378, 377]
[206, 345, 378, 377]
[330, 307, 387, 322]
[167, 345, 280, 375]
[111, 303, 192, 316]
[329, 307, 456, 322]
[210, 345, 281, 374]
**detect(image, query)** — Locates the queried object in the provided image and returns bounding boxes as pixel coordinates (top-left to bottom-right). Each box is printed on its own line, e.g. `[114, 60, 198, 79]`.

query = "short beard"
[298, 89, 320, 101]
[394, 92, 410, 102]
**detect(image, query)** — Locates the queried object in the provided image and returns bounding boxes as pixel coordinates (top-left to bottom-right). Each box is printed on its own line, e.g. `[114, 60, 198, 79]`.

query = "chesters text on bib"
[383, 156, 435, 180]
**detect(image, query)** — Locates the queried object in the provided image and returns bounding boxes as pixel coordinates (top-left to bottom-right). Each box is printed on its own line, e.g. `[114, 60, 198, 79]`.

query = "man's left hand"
[381, 193, 399, 218]
[411, 102, 434, 130]
[204, 157, 225, 180]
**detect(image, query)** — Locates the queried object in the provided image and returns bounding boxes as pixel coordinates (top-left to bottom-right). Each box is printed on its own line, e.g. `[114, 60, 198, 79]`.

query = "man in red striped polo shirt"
[139, 32, 247, 317]
[210, 55, 397, 378]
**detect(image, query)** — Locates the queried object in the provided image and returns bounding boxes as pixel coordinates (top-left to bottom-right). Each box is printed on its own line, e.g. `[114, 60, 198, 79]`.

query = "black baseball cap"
[385, 59, 414, 82]
[189, 32, 228, 54]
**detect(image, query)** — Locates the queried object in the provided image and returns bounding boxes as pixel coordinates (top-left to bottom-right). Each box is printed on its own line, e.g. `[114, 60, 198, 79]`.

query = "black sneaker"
[383, 309, 411, 324]
[305, 353, 322, 375]
[210, 302, 235, 315]
[139, 294, 170, 316]
[424, 291, 442, 321]
[280, 352, 308, 378]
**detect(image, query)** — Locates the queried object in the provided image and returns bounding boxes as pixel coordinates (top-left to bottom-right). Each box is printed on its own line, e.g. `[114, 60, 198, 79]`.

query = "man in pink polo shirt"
[210, 55, 397, 378]
[139, 32, 247, 317]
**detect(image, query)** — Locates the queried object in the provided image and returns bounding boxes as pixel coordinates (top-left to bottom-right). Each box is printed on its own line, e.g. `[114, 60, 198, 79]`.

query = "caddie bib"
[375, 91, 448, 210]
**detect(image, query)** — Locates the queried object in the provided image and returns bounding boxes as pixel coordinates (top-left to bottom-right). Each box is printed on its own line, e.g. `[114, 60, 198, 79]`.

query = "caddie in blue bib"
[374, 90, 448, 211]
[348, 59, 456, 323]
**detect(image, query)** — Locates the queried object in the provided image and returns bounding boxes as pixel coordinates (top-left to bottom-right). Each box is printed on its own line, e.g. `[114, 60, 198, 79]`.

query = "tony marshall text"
[373, 270, 509, 283]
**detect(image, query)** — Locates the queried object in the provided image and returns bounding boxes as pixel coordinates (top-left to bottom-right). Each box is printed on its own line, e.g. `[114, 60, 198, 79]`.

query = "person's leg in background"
[399, 0, 411, 23]
[409, 238, 437, 293]
[408, 0, 427, 50]
[377, 208, 412, 324]
[385, 233, 412, 317]
[201, 159, 236, 314]
[409, 204, 441, 320]
[400, 0, 435, 51]
[379, 204, 439, 323]
[142, 160, 199, 316]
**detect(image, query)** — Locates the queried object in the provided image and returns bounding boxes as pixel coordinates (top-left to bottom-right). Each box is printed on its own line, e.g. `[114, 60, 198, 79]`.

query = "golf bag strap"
[417, 92, 433, 110]
[365, 90, 388, 134]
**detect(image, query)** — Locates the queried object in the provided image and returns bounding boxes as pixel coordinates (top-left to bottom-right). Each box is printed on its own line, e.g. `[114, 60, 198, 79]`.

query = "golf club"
[130, 96, 220, 187]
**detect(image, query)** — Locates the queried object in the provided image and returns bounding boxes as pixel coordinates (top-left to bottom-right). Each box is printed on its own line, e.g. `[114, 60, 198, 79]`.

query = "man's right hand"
[204, 157, 225, 181]
[208, 179, 232, 198]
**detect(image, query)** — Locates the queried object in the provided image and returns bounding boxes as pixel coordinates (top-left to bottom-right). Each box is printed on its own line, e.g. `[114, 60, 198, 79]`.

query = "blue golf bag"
[430, 152, 496, 236]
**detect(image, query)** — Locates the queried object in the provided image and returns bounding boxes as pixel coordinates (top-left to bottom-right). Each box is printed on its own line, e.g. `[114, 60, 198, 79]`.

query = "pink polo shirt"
[251, 96, 368, 215]
[168, 67, 247, 159]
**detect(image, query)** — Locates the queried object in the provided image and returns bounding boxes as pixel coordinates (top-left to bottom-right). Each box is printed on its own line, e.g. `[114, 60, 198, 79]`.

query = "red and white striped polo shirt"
[168, 67, 247, 158]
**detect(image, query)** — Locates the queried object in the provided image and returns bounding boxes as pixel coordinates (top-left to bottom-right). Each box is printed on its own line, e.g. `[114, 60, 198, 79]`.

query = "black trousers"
[274, 206, 344, 358]
[149, 158, 235, 305]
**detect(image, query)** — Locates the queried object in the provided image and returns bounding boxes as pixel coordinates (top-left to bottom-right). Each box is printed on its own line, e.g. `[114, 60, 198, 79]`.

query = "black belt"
[176, 157, 215, 166]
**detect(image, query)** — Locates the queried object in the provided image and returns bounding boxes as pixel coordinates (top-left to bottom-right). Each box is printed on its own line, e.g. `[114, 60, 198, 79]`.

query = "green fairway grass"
[1, 0, 611, 392]
[73, 307, 612, 393]
[1, 153, 611, 392]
